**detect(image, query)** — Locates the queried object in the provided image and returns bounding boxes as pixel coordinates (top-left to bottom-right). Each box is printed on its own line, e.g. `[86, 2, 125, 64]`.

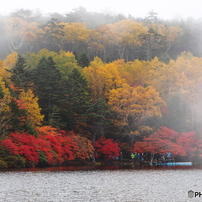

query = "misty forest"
[0, 8, 202, 168]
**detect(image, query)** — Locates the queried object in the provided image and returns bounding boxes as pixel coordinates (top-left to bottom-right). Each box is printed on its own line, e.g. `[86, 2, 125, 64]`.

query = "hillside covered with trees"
[1, 8, 202, 61]
[0, 8, 202, 168]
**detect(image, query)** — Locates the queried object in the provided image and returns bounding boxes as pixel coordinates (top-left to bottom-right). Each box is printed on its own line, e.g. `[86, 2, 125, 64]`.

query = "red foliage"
[36, 137, 53, 163]
[44, 135, 63, 156]
[58, 135, 78, 161]
[9, 84, 22, 92]
[1, 127, 94, 167]
[2, 132, 50, 165]
[14, 98, 27, 110]
[1, 139, 19, 155]
[37, 127, 79, 163]
[132, 126, 197, 157]
[95, 137, 120, 159]
[176, 132, 197, 157]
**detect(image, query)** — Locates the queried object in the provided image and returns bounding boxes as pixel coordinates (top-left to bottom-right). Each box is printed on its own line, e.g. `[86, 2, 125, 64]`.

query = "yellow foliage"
[64, 51, 74, 57]
[58, 22, 90, 45]
[19, 89, 44, 127]
[146, 53, 202, 101]
[0, 78, 12, 112]
[0, 61, 5, 79]
[84, 58, 126, 100]
[88, 24, 114, 56]
[0, 78, 12, 135]
[114, 56, 197, 102]
[3, 52, 18, 70]
[22, 21, 43, 42]
[108, 83, 165, 129]
[2, 52, 18, 81]
[110, 19, 148, 46]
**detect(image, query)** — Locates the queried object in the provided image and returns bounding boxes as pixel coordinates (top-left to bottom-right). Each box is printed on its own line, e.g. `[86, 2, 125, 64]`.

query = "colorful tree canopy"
[1, 127, 94, 167]
[132, 126, 197, 158]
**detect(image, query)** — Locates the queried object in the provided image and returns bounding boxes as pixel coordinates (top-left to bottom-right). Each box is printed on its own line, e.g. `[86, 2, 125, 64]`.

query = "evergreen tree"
[78, 52, 90, 68]
[62, 68, 92, 133]
[87, 99, 112, 143]
[6, 54, 38, 134]
[33, 56, 62, 126]
[8, 99, 36, 135]
[8, 54, 31, 91]
[73, 50, 78, 61]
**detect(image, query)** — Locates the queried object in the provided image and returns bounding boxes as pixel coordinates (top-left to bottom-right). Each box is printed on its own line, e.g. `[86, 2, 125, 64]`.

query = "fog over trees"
[0, 8, 202, 62]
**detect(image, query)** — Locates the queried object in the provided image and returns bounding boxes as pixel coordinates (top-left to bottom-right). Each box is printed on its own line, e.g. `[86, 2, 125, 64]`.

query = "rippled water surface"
[0, 166, 201, 202]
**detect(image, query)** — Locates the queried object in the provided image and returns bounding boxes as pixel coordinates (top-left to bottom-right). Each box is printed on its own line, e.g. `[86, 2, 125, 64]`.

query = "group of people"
[130, 152, 172, 163]
[131, 152, 145, 162]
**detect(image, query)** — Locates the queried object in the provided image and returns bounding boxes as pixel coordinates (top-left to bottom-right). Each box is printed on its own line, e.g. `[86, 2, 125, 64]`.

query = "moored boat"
[150, 162, 192, 166]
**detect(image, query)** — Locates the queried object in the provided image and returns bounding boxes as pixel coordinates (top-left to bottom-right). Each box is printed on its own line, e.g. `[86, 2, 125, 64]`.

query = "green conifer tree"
[78, 52, 90, 68]
[33, 56, 62, 126]
[8, 54, 31, 91]
[7, 54, 36, 134]
[87, 99, 112, 143]
[73, 50, 78, 61]
[63, 68, 92, 132]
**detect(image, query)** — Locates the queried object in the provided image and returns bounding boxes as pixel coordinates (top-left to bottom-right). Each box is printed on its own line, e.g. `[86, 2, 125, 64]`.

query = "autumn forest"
[0, 8, 202, 168]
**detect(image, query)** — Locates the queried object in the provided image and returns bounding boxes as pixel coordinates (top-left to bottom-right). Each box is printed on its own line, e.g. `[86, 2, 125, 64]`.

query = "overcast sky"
[1, 0, 202, 20]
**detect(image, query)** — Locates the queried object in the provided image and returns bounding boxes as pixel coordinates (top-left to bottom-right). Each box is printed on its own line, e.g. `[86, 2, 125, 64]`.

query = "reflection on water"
[0, 165, 201, 202]
[0, 165, 126, 172]
[3, 164, 201, 172]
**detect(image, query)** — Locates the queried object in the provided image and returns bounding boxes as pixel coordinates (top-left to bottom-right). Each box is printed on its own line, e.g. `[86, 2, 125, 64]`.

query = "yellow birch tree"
[0, 78, 12, 135]
[19, 89, 44, 127]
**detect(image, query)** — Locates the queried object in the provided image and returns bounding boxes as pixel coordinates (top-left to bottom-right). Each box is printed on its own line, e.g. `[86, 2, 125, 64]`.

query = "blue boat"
[150, 162, 192, 166]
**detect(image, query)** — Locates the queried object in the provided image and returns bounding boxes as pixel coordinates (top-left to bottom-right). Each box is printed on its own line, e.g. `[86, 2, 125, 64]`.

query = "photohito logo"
[188, 190, 202, 198]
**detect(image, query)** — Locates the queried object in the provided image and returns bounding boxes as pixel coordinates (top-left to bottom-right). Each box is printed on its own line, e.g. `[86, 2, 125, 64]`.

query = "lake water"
[0, 165, 201, 202]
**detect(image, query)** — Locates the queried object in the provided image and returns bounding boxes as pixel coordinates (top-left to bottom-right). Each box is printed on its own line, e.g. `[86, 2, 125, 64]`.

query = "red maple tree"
[1, 127, 94, 167]
[94, 137, 120, 159]
[132, 126, 197, 158]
